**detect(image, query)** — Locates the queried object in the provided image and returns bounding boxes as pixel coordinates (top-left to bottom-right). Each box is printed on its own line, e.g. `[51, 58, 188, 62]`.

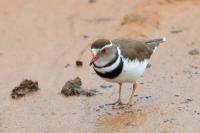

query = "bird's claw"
[126, 101, 133, 107]
[105, 100, 125, 106]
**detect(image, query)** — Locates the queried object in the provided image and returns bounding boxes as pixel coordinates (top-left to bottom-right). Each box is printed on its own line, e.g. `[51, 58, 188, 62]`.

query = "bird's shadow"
[95, 107, 146, 132]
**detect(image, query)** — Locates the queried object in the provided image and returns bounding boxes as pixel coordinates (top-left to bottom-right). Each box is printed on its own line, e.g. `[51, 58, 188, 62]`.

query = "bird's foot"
[105, 100, 125, 106]
[126, 101, 133, 107]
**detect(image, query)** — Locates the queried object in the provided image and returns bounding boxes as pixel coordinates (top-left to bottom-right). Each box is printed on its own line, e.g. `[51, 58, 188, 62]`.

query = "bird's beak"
[89, 55, 98, 66]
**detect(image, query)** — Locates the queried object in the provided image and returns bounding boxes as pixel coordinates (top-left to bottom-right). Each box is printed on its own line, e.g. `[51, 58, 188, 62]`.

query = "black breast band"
[94, 57, 123, 79]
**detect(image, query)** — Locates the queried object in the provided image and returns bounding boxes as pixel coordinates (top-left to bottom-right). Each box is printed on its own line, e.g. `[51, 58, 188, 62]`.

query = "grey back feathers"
[112, 39, 151, 61]
[91, 38, 165, 62]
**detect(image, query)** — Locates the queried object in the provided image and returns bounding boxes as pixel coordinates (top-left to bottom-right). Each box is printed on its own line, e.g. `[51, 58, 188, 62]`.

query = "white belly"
[105, 58, 149, 83]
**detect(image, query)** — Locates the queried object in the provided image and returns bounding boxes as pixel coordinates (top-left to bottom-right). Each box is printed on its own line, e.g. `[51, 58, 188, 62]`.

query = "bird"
[89, 38, 166, 106]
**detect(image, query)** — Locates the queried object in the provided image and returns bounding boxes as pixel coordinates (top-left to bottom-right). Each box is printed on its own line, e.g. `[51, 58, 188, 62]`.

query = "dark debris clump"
[11, 79, 39, 99]
[61, 77, 97, 97]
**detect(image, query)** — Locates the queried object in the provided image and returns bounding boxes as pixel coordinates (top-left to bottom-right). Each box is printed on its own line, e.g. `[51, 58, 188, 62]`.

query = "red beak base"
[89, 55, 98, 66]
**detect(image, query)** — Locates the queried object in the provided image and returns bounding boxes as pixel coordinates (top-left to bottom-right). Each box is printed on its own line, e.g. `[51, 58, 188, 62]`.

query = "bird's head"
[90, 39, 118, 67]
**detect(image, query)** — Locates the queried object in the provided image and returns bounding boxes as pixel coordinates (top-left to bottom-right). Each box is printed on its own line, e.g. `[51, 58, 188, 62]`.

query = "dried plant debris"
[183, 70, 196, 79]
[11, 79, 39, 99]
[189, 65, 199, 69]
[83, 18, 114, 23]
[163, 118, 174, 124]
[61, 77, 97, 97]
[126, 122, 137, 127]
[76, 60, 83, 67]
[170, 29, 183, 34]
[188, 48, 199, 55]
[65, 64, 71, 68]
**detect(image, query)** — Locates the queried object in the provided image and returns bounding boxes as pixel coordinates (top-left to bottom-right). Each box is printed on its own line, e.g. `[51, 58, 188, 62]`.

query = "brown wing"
[112, 39, 152, 61]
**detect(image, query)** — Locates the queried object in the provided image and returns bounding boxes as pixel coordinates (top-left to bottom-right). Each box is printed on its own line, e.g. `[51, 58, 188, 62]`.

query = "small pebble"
[98, 105, 104, 108]
[83, 35, 89, 38]
[100, 84, 113, 88]
[174, 94, 180, 97]
[145, 96, 152, 99]
[89, 0, 95, 3]
[170, 29, 183, 34]
[76, 60, 83, 67]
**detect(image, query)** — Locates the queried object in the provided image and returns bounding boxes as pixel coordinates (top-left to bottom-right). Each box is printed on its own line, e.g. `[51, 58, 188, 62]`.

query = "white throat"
[93, 46, 121, 73]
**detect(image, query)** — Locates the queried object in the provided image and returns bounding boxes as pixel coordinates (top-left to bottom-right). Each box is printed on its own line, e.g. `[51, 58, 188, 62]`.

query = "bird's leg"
[106, 83, 124, 106]
[116, 83, 123, 105]
[127, 82, 137, 106]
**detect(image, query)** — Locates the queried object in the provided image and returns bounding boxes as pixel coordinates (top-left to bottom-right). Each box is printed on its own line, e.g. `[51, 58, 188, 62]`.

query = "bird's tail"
[145, 37, 166, 45]
[145, 37, 166, 52]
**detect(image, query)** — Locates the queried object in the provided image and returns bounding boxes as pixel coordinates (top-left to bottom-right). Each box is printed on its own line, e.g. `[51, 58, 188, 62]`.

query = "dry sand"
[0, 0, 200, 132]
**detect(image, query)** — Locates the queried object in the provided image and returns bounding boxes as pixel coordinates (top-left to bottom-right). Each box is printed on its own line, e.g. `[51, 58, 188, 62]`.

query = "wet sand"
[0, 0, 200, 132]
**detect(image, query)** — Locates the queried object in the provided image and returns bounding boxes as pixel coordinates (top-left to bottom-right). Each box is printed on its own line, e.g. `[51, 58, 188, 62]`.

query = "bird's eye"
[101, 48, 107, 53]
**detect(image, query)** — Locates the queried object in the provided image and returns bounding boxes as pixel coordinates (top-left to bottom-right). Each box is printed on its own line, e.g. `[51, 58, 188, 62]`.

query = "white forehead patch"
[101, 42, 113, 50]
[91, 48, 100, 55]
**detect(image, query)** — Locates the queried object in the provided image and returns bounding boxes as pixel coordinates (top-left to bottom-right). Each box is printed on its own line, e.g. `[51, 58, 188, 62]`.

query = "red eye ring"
[101, 48, 107, 53]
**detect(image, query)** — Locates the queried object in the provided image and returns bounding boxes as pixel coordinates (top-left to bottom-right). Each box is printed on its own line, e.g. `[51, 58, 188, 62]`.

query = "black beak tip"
[89, 62, 93, 66]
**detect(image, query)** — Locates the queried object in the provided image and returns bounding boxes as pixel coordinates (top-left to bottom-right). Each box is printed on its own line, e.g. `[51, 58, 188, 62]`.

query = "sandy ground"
[0, 0, 200, 133]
